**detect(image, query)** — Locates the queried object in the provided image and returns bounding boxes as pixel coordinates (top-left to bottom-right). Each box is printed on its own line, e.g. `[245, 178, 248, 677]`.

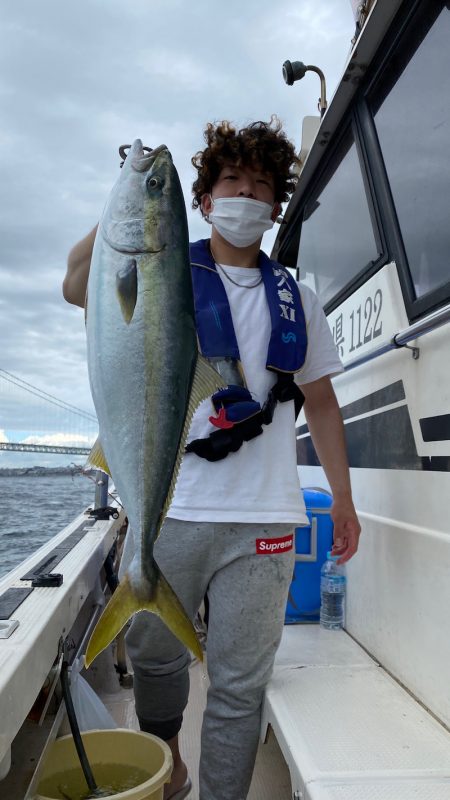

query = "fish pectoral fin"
[86, 437, 111, 477]
[84, 567, 203, 668]
[116, 259, 138, 323]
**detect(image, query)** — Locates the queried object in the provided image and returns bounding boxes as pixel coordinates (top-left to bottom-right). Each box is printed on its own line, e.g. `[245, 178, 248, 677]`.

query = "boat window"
[369, 0, 450, 302]
[296, 130, 380, 308]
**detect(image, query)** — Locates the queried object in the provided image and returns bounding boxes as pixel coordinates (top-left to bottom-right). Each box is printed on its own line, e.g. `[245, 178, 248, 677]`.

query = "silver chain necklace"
[211, 248, 263, 289]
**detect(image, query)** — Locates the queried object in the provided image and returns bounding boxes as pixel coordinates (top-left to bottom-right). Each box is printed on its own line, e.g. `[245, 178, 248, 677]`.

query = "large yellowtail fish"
[85, 140, 222, 666]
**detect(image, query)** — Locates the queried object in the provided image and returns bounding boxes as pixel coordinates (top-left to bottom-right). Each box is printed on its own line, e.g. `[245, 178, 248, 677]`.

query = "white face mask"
[207, 196, 275, 248]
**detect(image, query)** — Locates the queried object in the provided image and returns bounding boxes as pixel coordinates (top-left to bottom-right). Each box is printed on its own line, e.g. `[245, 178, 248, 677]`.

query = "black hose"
[60, 660, 99, 796]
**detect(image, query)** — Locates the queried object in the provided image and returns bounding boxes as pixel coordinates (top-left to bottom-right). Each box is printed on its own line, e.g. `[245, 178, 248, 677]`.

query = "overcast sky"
[0, 0, 355, 466]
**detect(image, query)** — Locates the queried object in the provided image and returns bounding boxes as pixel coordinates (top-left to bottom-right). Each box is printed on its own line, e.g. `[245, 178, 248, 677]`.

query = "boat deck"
[2, 644, 292, 800]
[86, 644, 292, 800]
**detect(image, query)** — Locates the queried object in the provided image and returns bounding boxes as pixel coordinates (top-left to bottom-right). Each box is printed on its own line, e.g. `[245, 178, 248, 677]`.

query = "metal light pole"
[282, 60, 328, 118]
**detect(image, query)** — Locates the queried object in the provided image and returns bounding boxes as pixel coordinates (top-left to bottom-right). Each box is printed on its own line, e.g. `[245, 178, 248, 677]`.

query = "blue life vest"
[190, 239, 307, 372]
[186, 239, 307, 461]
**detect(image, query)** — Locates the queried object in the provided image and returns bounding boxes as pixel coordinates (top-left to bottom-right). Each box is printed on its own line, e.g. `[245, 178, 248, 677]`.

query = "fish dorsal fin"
[87, 436, 111, 477]
[158, 354, 224, 532]
[116, 259, 138, 324]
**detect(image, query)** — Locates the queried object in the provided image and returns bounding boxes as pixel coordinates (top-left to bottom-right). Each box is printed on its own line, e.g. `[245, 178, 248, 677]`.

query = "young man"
[63, 118, 360, 800]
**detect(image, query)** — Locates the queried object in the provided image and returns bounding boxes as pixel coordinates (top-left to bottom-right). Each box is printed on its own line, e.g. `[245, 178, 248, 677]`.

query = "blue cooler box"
[285, 488, 334, 623]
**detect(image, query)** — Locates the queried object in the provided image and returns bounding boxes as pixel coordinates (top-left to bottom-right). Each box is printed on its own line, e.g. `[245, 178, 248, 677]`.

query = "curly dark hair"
[191, 115, 299, 210]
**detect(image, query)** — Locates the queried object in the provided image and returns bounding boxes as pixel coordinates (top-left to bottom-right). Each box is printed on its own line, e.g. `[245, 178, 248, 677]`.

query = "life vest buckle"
[209, 385, 262, 430]
[209, 407, 234, 429]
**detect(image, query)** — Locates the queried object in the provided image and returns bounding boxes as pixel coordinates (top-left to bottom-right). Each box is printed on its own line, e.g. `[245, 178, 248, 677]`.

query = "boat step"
[262, 626, 450, 799]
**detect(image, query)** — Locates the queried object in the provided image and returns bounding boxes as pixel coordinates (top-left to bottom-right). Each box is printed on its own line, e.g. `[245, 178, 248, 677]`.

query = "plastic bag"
[70, 657, 117, 732]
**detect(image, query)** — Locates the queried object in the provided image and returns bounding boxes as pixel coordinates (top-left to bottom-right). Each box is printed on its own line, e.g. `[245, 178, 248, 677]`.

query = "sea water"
[0, 474, 96, 579]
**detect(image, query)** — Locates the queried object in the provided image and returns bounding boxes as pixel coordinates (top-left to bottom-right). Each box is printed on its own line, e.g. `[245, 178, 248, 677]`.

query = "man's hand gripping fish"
[84, 140, 222, 667]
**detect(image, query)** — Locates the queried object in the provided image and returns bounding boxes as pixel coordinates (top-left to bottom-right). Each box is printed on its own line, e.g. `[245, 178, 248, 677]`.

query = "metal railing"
[343, 302, 450, 372]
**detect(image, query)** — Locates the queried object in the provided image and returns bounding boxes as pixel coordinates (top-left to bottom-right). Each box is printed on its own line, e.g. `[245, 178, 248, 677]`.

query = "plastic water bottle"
[320, 551, 346, 630]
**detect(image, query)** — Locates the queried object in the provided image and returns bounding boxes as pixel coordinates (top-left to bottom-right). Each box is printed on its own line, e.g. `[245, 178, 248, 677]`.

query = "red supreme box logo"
[256, 534, 293, 554]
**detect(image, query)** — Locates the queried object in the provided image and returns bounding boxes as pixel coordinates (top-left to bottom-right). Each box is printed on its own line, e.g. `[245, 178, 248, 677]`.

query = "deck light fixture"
[282, 60, 328, 117]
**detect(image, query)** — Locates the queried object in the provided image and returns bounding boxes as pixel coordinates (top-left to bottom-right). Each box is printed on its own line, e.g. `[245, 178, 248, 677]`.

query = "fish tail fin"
[149, 562, 203, 662]
[84, 567, 203, 668]
[85, 574, 138, 668]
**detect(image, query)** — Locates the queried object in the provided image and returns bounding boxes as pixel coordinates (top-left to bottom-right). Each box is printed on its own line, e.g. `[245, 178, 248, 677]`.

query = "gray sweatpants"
[123, 518, 295, 800]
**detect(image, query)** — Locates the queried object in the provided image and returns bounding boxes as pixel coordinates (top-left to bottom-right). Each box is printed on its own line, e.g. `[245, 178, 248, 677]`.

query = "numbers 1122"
[349, 289, 383, 352]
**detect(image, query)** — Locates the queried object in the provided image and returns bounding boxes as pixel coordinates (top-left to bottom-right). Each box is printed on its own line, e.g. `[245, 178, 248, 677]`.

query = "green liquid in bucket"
[38, 763, 153, 800]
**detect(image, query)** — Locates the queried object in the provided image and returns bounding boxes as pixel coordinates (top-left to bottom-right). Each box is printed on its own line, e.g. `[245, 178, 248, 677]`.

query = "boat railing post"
[94, 469, 109, 509]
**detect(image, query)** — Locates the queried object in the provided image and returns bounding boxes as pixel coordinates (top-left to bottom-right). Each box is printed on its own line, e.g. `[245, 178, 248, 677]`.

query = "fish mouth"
[131, 142, 169, 172]
[101, 227, 166, 255]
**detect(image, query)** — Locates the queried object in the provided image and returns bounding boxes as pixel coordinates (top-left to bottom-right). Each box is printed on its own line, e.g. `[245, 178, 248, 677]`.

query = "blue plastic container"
[285, 488, 334, 623]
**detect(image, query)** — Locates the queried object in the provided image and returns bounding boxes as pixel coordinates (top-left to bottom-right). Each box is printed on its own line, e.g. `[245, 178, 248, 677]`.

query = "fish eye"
[147, 175, 163, 190]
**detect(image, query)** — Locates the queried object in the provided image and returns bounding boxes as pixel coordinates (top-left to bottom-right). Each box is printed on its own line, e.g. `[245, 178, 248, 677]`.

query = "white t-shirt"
[169, 264, 343, 525]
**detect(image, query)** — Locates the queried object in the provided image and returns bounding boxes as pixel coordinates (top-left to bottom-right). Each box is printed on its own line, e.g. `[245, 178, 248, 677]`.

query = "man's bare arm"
[301, 375, 361, 563]
[62, 225, 98, 308]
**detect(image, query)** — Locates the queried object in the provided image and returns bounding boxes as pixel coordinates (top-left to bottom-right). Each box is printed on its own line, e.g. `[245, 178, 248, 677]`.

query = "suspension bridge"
[0, 369, 98, 456]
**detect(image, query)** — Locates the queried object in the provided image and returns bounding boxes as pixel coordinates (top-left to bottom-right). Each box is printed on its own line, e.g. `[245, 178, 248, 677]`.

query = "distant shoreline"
[0, 466, 95, 477]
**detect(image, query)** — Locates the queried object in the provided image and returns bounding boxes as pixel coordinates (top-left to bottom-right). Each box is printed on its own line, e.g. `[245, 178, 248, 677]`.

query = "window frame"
[282, 115, 388, 316]
[362, 0, 450, 320]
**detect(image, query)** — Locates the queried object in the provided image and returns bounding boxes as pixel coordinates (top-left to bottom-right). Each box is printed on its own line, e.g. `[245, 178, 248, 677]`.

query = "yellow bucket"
[35, 729, 173, 800]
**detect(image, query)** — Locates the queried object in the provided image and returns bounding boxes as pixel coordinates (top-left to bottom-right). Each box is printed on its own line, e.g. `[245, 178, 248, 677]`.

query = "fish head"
[100, 139, 188, 256]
